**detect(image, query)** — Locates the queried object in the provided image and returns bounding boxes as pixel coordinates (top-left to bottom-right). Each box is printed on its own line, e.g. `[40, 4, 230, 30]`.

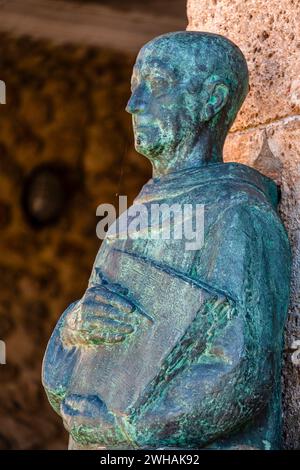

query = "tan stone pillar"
[187, 0, 300, 449]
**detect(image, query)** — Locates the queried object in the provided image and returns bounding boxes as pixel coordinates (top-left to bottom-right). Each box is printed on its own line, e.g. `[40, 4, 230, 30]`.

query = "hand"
[61, 394, 133, 448]
[61, 283, 143, 347]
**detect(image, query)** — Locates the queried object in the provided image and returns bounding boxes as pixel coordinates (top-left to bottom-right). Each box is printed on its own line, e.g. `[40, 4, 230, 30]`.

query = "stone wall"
[188, 0, 300, 449]
[0, 34, 150, 449]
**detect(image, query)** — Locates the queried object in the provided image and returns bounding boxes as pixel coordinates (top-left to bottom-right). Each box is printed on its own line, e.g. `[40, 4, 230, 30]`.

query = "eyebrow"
[133, 58, 177, 81]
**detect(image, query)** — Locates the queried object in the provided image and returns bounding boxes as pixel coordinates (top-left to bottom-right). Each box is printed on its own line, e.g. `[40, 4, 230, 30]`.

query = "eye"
[150, 76, 169, 95]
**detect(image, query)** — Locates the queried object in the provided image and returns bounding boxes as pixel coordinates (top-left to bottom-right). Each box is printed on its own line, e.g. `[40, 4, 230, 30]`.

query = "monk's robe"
[42, 162, 291, 450]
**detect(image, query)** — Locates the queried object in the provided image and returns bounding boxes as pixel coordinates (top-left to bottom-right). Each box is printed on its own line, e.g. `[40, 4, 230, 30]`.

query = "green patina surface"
[42, 32, 291, 450]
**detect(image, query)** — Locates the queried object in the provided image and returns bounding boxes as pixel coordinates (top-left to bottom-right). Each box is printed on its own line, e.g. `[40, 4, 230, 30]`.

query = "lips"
[133, 114, 155, 128]
[134, 125, 151, 132]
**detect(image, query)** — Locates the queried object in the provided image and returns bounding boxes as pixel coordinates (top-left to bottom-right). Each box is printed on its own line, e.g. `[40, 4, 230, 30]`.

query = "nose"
[126, 84, 148, 114]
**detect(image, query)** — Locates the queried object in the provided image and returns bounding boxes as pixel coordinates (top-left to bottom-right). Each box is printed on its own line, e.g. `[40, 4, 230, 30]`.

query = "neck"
[150, 127, 225, 178]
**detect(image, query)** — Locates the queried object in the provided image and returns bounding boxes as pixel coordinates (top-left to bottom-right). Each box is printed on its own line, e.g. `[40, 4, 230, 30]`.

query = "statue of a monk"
[42, 32, 291, 450]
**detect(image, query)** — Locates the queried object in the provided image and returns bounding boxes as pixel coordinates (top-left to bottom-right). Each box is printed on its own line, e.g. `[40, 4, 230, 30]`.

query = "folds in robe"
[42, 162, 291, 449]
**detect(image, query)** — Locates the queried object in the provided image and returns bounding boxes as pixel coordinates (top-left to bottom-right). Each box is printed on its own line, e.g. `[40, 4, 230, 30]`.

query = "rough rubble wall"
[0, 34, 150, 449]
[187, 0, 300, 449]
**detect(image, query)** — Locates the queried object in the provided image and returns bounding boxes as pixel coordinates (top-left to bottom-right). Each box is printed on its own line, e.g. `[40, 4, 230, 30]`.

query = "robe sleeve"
[127, 202, 291, 448]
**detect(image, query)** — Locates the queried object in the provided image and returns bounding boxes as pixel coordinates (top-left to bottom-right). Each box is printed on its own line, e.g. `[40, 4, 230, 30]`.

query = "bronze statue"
[43, 32, 291, 450]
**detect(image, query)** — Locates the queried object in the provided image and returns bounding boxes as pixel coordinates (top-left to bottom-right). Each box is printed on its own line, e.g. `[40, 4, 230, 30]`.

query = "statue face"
[126, 55, 195, 162]
[126, 33, 249, 169]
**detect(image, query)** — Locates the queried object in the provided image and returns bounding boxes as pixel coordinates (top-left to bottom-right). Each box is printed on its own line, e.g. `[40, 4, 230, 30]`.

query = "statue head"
[126, 32, 249, 173]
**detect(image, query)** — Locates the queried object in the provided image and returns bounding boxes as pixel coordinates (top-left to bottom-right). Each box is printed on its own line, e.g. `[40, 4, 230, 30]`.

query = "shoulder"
[216, 199, 285, 236]
[203, 199, 290, 265]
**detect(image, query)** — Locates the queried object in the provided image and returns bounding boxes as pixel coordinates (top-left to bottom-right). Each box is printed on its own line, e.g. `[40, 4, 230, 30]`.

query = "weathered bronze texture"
[42, 32, 291, 450]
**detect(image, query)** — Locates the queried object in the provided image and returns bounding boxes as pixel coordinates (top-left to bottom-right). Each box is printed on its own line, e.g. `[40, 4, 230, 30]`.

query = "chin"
[134, 124, 166, 155]
[134, 137, 163, 160]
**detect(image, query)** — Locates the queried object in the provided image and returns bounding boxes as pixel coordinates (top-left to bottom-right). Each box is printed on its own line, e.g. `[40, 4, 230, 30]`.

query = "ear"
[199, 75, 229, 122]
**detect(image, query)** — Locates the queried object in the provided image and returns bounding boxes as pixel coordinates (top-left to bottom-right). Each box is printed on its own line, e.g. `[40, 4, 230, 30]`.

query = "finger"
[200, 297, 218, 314]
[214, 300, 231, 315]
[82, 303, 131, 323]
[79, 303, 136, 325]
[86, 330, 126, 345]
[105, 282, 129, 297]
[82, 316, 134, 335]
[84, 286, 134, 314]
[64, 302, 83, 330]
[200, 296, 227, 315]
[94, 270, 130, 297]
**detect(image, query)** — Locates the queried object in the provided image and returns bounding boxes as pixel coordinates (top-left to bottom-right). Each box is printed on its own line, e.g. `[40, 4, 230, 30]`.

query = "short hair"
[139, 31, 249, 132]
